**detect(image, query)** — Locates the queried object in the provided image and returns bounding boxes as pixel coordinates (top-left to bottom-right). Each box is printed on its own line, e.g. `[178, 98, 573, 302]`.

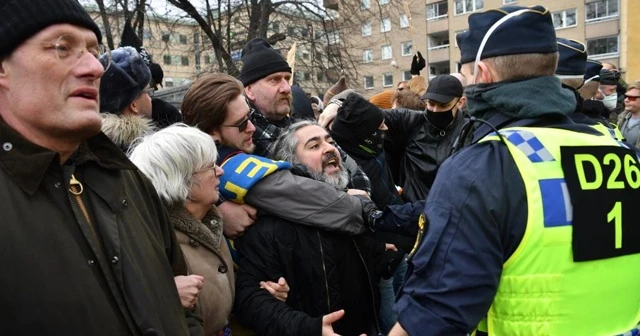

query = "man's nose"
[279, 79, 291, 93]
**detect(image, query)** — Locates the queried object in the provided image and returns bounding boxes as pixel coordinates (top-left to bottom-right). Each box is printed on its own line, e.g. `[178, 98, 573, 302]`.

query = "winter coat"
[617, 110, 640, 148]
[234, 215, 402, 336]
[101, 112, 156, 153]
[0, 122, 202, 335]
[168, 205, 234, 336]
[384, 108, 466, 202]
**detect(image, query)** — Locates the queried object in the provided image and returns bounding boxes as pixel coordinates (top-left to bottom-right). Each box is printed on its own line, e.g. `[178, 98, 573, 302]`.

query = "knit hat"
[457, 5, 557, 64]
[0, 0, 102, 59]
[323, 76, 349, 106]
[556, 38, 587, 78]
[369, 90, 394, 109]
[238, 38, 291, 86]
[333, 93, 384, 139]
[99, 47, 151, 113]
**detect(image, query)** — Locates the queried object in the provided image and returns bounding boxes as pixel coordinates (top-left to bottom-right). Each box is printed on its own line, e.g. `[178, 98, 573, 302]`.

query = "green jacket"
[0, 122, 202, 336]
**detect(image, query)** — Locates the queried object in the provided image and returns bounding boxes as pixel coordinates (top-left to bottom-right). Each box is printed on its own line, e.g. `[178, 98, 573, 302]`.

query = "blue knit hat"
[556, 38, 587, 78]
[457, 5, 557, 64]
[584, 60, 603, 83]
[99, 47, 151, 113]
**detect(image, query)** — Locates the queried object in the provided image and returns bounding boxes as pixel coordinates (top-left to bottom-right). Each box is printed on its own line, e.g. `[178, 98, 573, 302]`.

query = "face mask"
[600, 91, 618, 111]
[360, 129, 386, 156]
[426, 108, 455, 130]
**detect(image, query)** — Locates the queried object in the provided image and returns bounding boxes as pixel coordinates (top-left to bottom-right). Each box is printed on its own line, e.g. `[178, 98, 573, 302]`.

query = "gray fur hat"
[99, 47, 151, 113]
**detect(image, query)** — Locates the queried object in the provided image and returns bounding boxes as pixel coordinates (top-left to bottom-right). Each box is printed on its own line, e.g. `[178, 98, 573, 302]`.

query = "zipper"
[69, 174, 105, 255]
[352, 238, 382, 335]
[316, 231, 331, 313]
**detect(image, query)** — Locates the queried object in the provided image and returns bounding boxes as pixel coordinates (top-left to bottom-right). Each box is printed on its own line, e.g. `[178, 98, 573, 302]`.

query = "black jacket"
[384, 108, 466, 202]
[0, 122, 202, 335]
[234, 213, 401, 336]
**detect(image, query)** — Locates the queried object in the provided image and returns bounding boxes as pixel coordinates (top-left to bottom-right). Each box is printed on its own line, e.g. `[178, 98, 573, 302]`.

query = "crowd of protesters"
[0, 0, 639, 335]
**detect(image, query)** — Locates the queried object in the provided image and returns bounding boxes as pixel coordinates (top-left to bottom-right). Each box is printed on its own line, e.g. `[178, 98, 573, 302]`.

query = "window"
[586, 0, 618, 22]
[403, 70, 412, 81]
[162, 33, 171, 42]
[427, 1, 448, 20]
[379, 0, 389, 5]
[380, 18, 391, 33]
[400, 15, 409, 28]
[204, 55, 211, 64]
[360, 0, 370, 9]
[364, 76, 374, 89]
[504, 0, 517, 3]
[454, 0, 483, 15]
[327, 31, 340, 45]
[381, 45, 392, 60]
[165, 77, 174, 88]
[302, 50, 310, 60]
[552, 9, 577, 29]
[401, 41, 413, 56]
[163, 55, 171, 65]
[587, 35, 619, 58]
[179, 34, 188, 44]
[181, 56, 189, 66]
[288, 26, 296, 37]
[271, 22, 281, 33]
[428, 34, 449, 49]
[363, 49, 373, 63]
[362, 22, 372, 37]
[193, 33, 199, 44]
[383, 73, 393, 87]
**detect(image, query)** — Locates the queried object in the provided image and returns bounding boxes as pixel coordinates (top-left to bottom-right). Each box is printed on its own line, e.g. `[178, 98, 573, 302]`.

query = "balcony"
[585, 18, 619, 39]
[427, 16, 449, 34]
[427, 45, 450, 63]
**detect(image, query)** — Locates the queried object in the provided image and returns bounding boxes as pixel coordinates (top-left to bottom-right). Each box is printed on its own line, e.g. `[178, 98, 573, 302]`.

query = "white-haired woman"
[129, 124, 233, 335]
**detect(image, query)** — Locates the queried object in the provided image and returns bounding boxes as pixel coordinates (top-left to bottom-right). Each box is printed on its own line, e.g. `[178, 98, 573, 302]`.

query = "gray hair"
[128, 123, 218, 206]
[270, 120, 318, 163]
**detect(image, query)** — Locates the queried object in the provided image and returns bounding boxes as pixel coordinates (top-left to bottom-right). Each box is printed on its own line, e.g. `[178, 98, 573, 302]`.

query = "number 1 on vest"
[607, 201, 622, 249]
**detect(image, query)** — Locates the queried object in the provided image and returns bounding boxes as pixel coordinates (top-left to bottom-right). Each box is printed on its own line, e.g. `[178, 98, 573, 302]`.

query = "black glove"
[354, 195, 383, 231]
[410, 51, 426, 75]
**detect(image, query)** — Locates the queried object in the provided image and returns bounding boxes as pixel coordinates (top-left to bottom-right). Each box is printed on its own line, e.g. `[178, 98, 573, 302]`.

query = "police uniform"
[394, 5, 640, 336]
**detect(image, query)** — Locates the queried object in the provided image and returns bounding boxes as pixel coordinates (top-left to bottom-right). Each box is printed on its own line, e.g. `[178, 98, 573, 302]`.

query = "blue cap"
[457, 5, 557, 64]
[556, 38, 587, 77]
[584, 60, 603, 83]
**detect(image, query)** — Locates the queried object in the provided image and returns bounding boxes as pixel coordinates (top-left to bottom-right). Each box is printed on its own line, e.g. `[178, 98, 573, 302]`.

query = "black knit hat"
[238, 38, 291, 86]
[99, 47, 151, 113]
[0, 0, 102, 59]
[333, 93, 384, 139]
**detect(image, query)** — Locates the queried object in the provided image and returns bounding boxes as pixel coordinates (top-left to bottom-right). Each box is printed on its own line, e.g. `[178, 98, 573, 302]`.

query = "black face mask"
[426, 101, 458, 130]
[359, 129, 386, 156]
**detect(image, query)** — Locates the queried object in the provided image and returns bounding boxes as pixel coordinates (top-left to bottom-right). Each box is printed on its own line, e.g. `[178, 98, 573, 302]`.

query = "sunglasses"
[625, 95, 640, 102]
[220, 108, 254, 132]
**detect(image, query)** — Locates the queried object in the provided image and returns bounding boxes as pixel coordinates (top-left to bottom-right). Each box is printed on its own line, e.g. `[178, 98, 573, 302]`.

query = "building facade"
[343, 0, 635, 96]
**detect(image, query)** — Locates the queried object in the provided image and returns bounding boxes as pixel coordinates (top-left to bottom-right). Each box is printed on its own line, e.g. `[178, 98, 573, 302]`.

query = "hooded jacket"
[101, 113, 156, 153]
[0, 121, 202, 335]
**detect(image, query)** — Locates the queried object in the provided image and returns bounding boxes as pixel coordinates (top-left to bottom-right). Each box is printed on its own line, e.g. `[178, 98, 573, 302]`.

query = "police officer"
[390, 5, 640, 336]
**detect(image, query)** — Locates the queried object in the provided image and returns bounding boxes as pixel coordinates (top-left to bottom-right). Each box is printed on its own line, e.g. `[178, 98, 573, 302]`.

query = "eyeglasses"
[142, 87, 155, 98]
[220, 108, 254, 132]
[44, 34, 111, 70]
[625, 95, 640, 102]
[195, 162, 219, 174]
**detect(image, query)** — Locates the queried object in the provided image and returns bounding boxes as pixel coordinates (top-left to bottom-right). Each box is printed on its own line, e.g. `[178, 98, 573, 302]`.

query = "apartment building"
[345, 0, 635, 96]
[84, 5, 336, 96]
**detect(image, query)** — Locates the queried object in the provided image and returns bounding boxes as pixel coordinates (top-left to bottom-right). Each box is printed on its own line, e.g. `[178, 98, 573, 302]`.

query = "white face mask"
[600, 90, 618, 111]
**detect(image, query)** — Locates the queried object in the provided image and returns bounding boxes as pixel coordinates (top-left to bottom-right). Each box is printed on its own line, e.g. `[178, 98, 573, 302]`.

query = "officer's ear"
[476, 61, 497, 84]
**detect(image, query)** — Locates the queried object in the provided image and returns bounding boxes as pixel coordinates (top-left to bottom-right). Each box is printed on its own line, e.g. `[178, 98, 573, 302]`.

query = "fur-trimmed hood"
[101, 113, 155, 153]
[167, 205, 224, 251]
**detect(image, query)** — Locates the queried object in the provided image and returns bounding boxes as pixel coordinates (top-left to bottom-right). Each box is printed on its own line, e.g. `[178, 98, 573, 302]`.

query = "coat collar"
[0, 121, 136, 195]
[167, 204, 224, 251]
[100, 113, 155, 152]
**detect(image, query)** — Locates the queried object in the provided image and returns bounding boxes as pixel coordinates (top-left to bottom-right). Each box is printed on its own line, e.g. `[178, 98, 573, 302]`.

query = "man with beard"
[238, 38, 371, 192]
[234, 121, 403, 336]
